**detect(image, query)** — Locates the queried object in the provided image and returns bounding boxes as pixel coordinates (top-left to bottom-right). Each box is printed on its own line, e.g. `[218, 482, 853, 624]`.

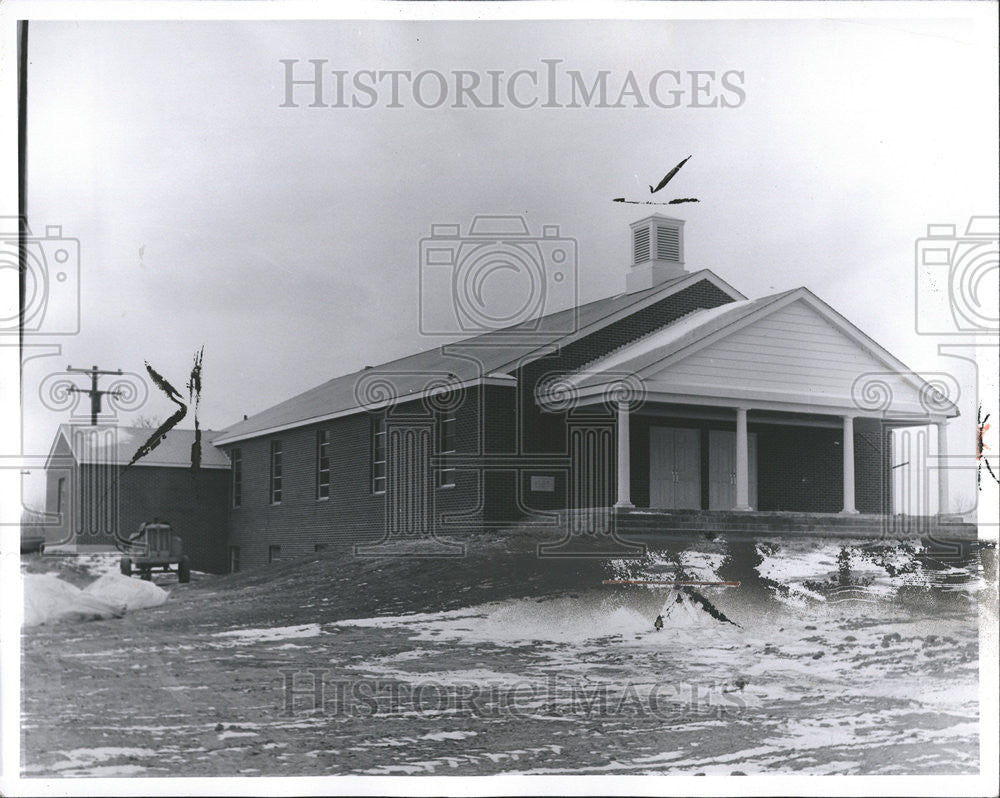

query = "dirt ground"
[20, 533, 993, 777]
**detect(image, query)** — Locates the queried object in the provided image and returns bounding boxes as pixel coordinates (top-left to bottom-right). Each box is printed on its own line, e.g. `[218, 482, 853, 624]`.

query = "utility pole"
[66, 364, 123, 426]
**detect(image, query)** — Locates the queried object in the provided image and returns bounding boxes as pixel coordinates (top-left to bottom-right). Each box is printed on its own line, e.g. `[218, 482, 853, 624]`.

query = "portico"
[539, 287, 960, 518]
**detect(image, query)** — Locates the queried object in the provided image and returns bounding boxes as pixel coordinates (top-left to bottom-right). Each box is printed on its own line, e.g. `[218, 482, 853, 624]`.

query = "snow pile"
[23, 575, 125, 627]
[338, 589, 738, 646]
[483, 597, 652, 642]
[83, 573, 169, 611]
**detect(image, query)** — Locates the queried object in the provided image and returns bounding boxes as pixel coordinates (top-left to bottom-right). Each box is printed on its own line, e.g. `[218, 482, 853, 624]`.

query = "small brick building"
[43, 425, 230, 573]
[210, 215, 958, 571]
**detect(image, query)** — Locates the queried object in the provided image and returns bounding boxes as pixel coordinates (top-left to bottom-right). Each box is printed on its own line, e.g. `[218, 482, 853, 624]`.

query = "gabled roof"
[564, 289, 798, 379]
[50, 425, 231, 469]
[542, 287, 959, 419]
[212, 269, 744, 445]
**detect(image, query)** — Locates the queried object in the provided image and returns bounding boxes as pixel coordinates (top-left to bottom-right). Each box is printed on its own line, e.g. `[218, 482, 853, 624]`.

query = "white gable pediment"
[641, 295, 951, 418]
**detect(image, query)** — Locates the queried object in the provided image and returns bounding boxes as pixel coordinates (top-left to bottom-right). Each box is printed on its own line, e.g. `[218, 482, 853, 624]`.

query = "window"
[228, 546, 240, 573]
[268, 545, 281, 564]
[314, 543, 326, 553]
[269, 440, 283, 504]
[371, 415, 386, 494]
[231, 448, 243, 507]
[437, 413, 456, 488]
[316, 430, 330, 499]
[57, 477, 66, 516]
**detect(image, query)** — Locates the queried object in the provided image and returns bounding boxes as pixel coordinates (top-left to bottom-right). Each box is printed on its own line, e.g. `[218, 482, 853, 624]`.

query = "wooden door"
[649, 427, 674, 508]
[649, 427, 701, 509]
[673, 428, 701, 509]
[708, 429, 758, 510]
[709, 430, 736, 510]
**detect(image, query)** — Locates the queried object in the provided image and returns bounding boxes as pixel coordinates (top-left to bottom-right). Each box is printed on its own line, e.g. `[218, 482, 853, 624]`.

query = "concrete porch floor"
[548, 507, 981, 542]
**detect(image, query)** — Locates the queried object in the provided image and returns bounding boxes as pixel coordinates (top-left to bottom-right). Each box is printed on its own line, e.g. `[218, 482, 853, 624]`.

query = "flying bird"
[649, 155, 692, 194]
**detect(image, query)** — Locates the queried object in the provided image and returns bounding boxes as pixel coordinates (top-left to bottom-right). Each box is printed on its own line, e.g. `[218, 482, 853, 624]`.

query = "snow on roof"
[556, 291, 795, 391]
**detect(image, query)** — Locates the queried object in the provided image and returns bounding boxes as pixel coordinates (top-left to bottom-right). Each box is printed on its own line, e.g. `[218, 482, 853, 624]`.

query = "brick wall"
[221, 280, 738, 567]
[755, 425, 843, 512]
[755, 423, 888, 514]
[69, 464, 230, 573]
[224, 411, 386, 571]
[222, 387, 498, 570]
[854, 418, 892, 515]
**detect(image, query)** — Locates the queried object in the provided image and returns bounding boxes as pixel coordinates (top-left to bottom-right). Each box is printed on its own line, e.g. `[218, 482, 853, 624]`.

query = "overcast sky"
[13, 9, 999, 509]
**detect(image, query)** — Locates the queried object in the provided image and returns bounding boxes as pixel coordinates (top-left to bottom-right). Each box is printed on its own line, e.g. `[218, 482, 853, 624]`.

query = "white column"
[937, 420, 949, 516]
[614, 401, 634, 509]
[734, 407, 751, 511]
[841, 415, 858, 514]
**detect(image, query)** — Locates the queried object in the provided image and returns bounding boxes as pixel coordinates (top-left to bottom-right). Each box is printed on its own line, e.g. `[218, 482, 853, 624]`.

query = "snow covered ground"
[20, 535, 995, 777]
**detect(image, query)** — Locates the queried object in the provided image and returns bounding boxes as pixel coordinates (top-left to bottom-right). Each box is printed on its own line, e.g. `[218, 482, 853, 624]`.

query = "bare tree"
[132, 414, 164, 429]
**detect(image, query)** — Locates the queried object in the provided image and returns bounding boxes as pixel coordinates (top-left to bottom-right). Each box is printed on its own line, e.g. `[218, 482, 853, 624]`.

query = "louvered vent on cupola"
[626, 214, 687, 294]
[633, 226, 651, 263]
[656, 224, 681, 261]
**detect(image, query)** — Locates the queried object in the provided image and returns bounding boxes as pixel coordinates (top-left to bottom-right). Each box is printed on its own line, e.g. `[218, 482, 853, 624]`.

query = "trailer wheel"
[140, 568, 152, 581]
[178, 557, 191, 584]
[120, 558, 132, 577]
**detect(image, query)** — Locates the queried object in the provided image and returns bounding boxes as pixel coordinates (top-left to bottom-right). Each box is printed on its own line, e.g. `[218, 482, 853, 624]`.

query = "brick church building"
[43, 215, 962, 573]
[208, 215, 959, 571]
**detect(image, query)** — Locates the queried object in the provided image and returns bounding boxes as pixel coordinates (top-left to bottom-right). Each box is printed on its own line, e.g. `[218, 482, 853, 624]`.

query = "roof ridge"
[572, 306, 712, 375]
[563, 288, 800, 378]
[344, 281, 678, 376]
[215, 270, 743, 443]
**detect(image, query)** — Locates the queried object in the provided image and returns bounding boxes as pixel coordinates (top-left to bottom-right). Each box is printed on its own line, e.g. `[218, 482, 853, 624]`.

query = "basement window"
[268, 545, 281, 564]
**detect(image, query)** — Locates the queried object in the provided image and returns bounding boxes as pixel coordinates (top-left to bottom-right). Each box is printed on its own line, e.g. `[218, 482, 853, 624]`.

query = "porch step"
[498, 507, 979, 542]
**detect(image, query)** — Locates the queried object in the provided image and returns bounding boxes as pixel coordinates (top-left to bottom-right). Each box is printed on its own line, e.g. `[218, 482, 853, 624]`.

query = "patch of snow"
[25, 746, 157, 774]
[213, 623, 322, 643]
[83, 572, 169, 611]
[419, 730, 478, 741]
[218, 730, 259, 740]
[75, 552, 125, 579]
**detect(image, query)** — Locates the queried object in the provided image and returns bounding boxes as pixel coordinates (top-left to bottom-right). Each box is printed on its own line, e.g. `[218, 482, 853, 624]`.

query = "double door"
[649, 427, 701, 509]
[649, 427, 758, 510]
